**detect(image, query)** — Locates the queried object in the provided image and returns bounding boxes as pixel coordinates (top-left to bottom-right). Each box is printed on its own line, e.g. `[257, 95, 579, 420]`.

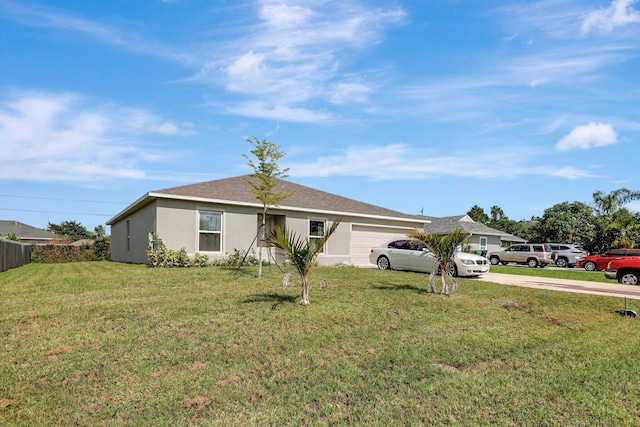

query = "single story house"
[423, 215, 526, 255]
[107, 175, 432, 266]
[0, 220, 57, 245]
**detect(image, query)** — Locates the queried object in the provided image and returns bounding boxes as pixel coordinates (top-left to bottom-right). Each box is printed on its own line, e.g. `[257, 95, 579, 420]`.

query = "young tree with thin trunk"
[407, 227, 470, 295]
[243, 137, 293, 278]
[265, 218, 341, 306]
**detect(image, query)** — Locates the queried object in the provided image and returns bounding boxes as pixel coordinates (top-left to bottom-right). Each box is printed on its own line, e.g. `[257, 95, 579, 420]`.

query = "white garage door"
[350, 225, 411, 266]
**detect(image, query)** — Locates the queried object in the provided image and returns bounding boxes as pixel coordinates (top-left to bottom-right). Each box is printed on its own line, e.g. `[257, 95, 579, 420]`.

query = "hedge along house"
[107, 175, 430, 266]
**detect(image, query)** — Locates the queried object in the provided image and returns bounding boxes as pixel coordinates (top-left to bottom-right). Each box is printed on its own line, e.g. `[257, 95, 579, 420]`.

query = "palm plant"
[265, 218, 341, 306]
[407, 227, 470, 295]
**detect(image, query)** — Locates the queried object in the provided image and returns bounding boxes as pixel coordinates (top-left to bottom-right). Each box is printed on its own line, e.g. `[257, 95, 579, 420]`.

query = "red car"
[576, 248, 640, 271]
[604, 258, 640, 285]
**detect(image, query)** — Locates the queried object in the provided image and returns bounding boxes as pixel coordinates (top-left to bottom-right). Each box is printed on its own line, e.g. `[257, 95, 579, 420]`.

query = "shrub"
[210, 249, 261, 267]
[30, 235, 110, 264]
[146, 231, 210, 268]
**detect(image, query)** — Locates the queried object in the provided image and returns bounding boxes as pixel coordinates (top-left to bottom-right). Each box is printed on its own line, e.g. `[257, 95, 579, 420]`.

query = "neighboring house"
[0, 220, 57, 245]
[70, 239, 94, 247]
[107, 175, 431, 266]
[423, 215, 526, 255]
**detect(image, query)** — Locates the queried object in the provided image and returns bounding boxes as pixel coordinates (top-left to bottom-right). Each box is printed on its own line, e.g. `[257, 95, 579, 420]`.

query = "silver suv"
[488, 244, 553, 268]
[546, 243, 587, 268]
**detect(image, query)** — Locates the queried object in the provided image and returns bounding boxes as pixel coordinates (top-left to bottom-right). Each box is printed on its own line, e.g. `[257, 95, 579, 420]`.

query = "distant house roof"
[0, 220, 57, 241]
[423, 215, 526, 242]
[108, 175, 429, 225]
[70, 239, 94, 247]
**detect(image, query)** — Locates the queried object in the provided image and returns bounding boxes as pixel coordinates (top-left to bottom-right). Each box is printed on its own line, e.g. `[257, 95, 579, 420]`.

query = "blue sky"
[1, 0, 639, 232]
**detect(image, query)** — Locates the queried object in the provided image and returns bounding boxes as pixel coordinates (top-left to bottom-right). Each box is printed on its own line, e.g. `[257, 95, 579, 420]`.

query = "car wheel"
[555, 257, 568, 268]
[377, 256, 390, 270]
[584, 261, 597, 271]
[527, 258, 539, 268]
[447, 264, 458, 277]
[619, 272, 640, 285]
[490, 256, 500, 265]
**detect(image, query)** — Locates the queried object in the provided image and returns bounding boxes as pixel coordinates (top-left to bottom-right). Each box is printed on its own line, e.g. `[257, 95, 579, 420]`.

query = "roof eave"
[107, 192, 430, 226]
[106, 192, 157, 225]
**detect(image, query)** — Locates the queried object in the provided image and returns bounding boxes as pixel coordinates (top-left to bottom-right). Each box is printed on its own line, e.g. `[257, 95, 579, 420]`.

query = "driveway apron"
[474, 272, 640, 301]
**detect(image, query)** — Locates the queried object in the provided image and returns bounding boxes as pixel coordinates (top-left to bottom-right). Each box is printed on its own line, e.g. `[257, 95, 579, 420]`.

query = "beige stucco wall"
[111, 196, 426, 265]
[154, 199, 260, 260]
[109, 201, 157, 264]
[267, 212, 350, 265]
[468, 235, 503, 254]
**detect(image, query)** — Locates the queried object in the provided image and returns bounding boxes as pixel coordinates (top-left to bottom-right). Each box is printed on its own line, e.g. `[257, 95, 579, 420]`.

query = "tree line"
[467, 189, 640, 254]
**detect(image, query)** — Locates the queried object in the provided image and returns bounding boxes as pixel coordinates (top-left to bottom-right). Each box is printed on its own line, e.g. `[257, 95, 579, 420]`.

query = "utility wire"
[0, 207, 112, 217]
[0, 194, 126, 205]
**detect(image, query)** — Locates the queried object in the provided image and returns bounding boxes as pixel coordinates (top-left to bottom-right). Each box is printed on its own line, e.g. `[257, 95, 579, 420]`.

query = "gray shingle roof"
[0, 220, 56, 240]
[423, 215, 526, 242]
[152, 175, 426, 221]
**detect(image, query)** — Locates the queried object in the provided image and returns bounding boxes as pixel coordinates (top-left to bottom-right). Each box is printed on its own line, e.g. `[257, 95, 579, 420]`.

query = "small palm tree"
[265, 218, 341, 306]
[407, 227, 470, 295]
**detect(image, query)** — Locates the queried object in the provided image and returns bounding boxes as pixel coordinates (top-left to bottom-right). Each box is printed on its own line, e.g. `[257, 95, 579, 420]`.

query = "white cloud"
[0, 90, 194, 181]
[329, 82, 374, 104]
[0, 0, 194, 64]
[0, 0, 124, 43]
[120, 108, 196, 136]
[198, 1, 406, 121]
[495, 1, 586, 39]
[288, 143, 593, 180]
[259, 3, 316, 28]
[549, 166, 594, 179]
[555, 122, 618, 151]
[581, 0, 640, 34]
[226, 101, 333, 123]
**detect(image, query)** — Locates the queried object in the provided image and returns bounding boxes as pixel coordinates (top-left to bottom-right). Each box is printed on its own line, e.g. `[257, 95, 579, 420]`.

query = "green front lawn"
[1, 262, 639, 426]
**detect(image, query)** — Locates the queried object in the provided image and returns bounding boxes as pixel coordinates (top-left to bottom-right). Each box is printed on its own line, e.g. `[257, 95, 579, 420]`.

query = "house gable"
[423, 215, 525, 241]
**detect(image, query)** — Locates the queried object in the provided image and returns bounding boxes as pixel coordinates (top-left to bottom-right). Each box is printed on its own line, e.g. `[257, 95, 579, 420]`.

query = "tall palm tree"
[265, 218, 341, 306]
[407, 227, 470, 295]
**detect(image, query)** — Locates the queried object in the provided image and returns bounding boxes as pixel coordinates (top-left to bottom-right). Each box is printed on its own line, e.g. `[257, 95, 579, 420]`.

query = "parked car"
[488, 244, 553, 268]
[604, 258, 640, 285]
[576, 248, 640, 271]
[369, 239, 490, 277]
[546, 243, 588, 268]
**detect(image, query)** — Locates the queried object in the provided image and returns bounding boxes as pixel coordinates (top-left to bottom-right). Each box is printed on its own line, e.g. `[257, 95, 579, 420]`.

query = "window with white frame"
[309, 220, 325, 252]
[199, 211, 222, 252]
[479, 236, 487, 250]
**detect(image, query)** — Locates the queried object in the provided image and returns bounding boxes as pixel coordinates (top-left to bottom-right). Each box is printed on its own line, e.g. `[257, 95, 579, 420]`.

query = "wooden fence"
[0, 238, 32, 273]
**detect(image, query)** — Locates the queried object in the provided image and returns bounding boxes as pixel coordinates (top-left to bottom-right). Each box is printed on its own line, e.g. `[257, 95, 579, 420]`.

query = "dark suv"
[488, 244, 553, 268]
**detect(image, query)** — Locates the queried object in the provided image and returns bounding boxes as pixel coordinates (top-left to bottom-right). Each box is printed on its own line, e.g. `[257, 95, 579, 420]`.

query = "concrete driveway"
[474, 272, 640, 301]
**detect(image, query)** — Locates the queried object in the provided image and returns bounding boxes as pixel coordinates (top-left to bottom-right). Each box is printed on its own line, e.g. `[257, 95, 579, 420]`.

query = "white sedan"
[369, 239, 490, 277]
